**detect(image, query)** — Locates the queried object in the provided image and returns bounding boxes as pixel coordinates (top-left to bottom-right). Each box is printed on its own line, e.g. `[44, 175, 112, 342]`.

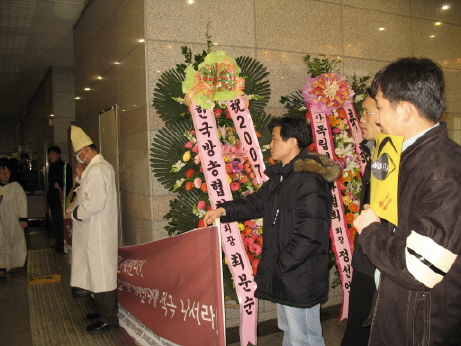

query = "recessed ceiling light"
[430, 35, 435, 38]
[187, 0, 195, 4]
[435, 22, 442, 25]
[97, 76, 102, 80]
[50, 114, 54, 117]
[114, 62, 120, 65]
[138, 39, 145, 43]
[84, 87, 90, 91]
[379, 27, 386, 31]
[442, 5, 450, 10]
[75, 97, 81, 100]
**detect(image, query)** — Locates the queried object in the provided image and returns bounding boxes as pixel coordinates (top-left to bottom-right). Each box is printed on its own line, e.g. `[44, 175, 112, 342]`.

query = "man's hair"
[48, 145, 61, 155]
[366, 87, 375, 99]
[268, 116, 311, 148]
[88, 143, 98, 151]
[371, 57, 445, 122]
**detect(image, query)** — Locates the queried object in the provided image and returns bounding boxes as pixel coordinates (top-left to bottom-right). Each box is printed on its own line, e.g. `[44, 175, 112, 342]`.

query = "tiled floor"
[0, 196, 347, 346]
[0, 225, 50, 346]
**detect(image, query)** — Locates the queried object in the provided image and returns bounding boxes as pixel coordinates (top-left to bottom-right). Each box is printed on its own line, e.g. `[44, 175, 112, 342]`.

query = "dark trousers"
[341, 270, 376, 346]
[93, 289, 119, 325]
[50, 207, 64, 247]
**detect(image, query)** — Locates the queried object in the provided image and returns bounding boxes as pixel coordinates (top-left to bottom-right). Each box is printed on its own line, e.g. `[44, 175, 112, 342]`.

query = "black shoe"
[86, 321, 119, 331]
[86, 312, 101, 320]
[72, 287, 92, 298]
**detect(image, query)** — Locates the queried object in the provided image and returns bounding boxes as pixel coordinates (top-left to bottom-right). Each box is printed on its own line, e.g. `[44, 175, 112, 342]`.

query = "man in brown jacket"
[354, 57, 461, 345]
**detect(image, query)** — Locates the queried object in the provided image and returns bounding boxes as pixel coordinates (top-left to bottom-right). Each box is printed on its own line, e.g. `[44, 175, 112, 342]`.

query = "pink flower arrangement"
[239, 220, 263, 275]
[303, 73, 354, 113]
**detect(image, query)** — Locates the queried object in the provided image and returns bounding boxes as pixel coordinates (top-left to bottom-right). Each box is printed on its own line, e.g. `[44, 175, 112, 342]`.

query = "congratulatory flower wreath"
[281, 55, 370, 287]
[150, 45, 272, 299]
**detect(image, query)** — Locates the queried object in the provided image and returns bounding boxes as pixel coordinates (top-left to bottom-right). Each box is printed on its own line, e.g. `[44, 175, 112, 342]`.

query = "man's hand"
[203, 207, 225, 226]
[19, 221, 28, 229]
[354, 204, 381, 234]
[75, 163, 84, 179]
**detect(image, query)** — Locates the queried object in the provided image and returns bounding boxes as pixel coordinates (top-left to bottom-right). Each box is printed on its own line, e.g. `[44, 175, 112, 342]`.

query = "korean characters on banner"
[226, 96, 268, 185]
[343, 105, 366, 174]
[117, 227, 225, 346]
[308, 110, 353, 321]
[190, 101, 258, 346]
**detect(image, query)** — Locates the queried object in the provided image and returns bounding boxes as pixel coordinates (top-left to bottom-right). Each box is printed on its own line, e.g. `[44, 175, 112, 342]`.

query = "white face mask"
[75, 148, 88, 164]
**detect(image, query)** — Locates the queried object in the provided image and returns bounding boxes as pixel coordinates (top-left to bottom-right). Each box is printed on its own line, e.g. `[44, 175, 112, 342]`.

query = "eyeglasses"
[74, 148, 83, 157]
[359, 111, 376, 119]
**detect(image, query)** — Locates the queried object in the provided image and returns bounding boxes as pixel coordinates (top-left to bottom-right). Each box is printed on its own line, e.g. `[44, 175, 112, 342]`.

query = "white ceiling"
[0, 0, 87, 123]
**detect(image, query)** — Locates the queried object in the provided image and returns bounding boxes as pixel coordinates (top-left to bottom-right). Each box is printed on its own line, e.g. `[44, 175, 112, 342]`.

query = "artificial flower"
[171, 160, 186, 172]
[185, 182, 194, 191]
[185, 169, 195, 178]
[193, 177, 202, 189]
[182, 151, 191, 162]
[230, 182, 240, 191]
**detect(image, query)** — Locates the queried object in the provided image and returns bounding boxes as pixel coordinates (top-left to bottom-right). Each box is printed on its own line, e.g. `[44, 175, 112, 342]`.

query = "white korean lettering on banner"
[190, 101, 258, 344]
[308, 110, 353, 321]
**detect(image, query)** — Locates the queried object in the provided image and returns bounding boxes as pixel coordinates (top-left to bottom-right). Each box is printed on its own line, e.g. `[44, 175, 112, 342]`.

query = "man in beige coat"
[67, 125, 119, 331]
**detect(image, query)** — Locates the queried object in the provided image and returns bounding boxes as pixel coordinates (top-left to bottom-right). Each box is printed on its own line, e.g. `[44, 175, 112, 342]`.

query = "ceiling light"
[187, 0, 195, 4]
[84, 87, 90, 91]
[430, 35, 435, 38]
[50, 114, 54, 117]
[138, 39, 145, 43]
[114, 62, 120, 65]
[97, 76, 102, 80]
[379, 27, 386, 31]
[435, 22, 442, 25]
[75, 97, 81, 100]
[442, 5, 450, 10]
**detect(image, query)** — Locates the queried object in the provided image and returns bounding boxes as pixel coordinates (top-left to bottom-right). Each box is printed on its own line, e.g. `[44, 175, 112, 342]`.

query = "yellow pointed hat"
[71, 125, 93, 152]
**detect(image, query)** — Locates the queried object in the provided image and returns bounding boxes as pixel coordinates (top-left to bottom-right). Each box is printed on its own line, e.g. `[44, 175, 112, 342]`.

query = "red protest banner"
[118, 226, 225, 346]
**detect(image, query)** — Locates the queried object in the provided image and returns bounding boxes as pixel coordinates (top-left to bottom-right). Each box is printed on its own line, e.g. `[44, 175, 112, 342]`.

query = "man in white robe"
[66, 126, 119, 331]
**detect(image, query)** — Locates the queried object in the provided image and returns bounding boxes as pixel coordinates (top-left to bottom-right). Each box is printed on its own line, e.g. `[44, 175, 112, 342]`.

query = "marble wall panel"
[255, 0, 342, 56]
[444, 68, 461, 113]
[97, 14, 118, 76]
[120, 106, 147, 137]
[256, 50, 322, 109]
[343, 7, 412, 61]
[145, 0, 255, 47]
[342, 0, 410, 15]
[343, 57, 389, 83]
[412, 19, 461, 69]
[119, 131, 150, 196]
[411, 0, 461, 26]
[117, 0, 144, 61]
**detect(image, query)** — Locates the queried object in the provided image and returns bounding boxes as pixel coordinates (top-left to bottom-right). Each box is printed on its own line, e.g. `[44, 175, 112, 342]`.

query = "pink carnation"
[193, 177, 202, 189]
[184, 141, 194, 148]
[197, 200, 206, 210]
[192, 145, 199, 153]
